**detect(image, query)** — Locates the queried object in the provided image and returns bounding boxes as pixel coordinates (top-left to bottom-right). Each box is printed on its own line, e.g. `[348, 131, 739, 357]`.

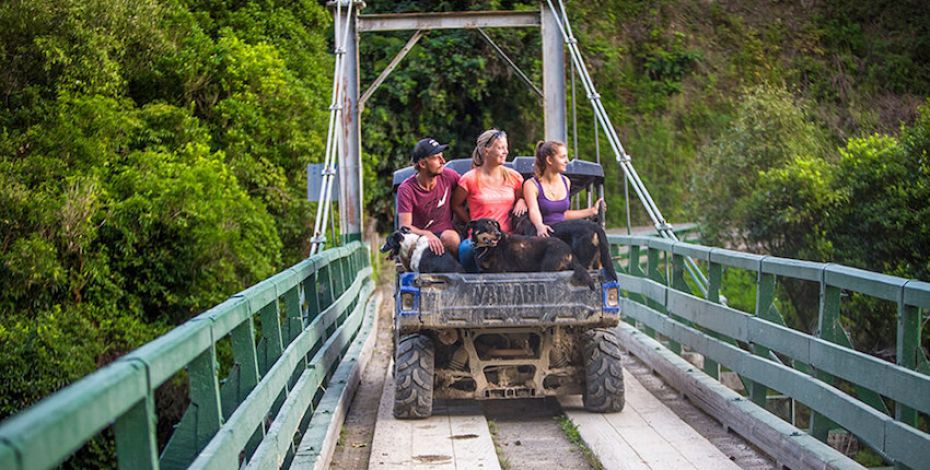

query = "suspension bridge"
[1, 3, 928, 469]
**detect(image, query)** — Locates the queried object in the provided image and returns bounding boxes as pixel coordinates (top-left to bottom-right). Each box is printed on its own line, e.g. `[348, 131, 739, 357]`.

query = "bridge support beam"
[336, 1, 364, 240]
[541, 3, 566, 142]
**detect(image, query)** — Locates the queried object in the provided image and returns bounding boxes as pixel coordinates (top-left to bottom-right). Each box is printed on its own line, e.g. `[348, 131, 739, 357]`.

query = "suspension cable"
[310, 0, 356, 255]
[570, 56, 578, 162]
[624, 172, 632, 236]
[477, 28, 543, 99]
[594, 108, 600, 165]
[544, 0, 708, 293]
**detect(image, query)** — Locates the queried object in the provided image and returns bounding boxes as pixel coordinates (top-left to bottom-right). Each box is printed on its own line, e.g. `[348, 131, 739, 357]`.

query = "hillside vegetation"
[359, 0, 929, 347]
[0, 0, 928, 466]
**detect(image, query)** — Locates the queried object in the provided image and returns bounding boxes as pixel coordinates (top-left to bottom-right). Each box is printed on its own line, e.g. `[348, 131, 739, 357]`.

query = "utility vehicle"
[389, 157, 625, 418]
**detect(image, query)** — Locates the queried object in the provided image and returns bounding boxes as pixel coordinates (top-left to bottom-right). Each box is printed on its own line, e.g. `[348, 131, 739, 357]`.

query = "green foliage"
[736, 104, 930, 280]
[556, 415, 604, 470]
[829, 119, 930, 280]
[696, 83, 829, 247]
[718, 268, 757, 315]
[360, 1, 542, 221]
[744, 155, 839, 260]
[713, 100, 930, 348]
[638, 31, 702, 97]
[0, 3, 333, 464]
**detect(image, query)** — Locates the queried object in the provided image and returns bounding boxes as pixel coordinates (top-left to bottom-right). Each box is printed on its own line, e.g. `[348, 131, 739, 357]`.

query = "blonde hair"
[471, 129, 505, 167]
[470, 128, 517, 186]
[533, 140, 566, 177]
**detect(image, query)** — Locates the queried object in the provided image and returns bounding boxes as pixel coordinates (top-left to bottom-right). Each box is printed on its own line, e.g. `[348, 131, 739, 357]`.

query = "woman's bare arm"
[523, 180, 551, 236]
[512, 177, 527, 216]
[563, 178, 604, 220]
[452, 185, 469, 222]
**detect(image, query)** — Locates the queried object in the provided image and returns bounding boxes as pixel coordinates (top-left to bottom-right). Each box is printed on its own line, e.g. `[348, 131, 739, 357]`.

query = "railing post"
[284, 287, 303, 346]
[704, 260, 722, 379]
[258, 302, 285, 376]
[319, 265, 334, 310]
[189, 348, 223, 447]
[629, 243, 653, 336]
[304, 271, 321, 326]
[626, 244, 642, 276]
[260, 295, 290, 420]
[229, 317, 261, 408]
[897, 283, 919, 427]
[161, 346, 224, 469]
[648, 246, 679, 353]
[671, 253, 689, 293]
[114, 392, 158, 470]
[749, 268, 776, 408]
[810, 278, 841, 441]
[226, 317, 263, 457]
[284, 285, 306, 390]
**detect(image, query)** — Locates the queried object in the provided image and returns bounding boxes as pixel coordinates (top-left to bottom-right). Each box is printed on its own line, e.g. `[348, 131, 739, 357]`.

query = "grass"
[556, 415, 604, 470]
[486, 419, 511, 470]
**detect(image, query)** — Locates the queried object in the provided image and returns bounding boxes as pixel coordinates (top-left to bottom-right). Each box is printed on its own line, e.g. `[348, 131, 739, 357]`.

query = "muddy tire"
[582, 328, 625, 412]
[393, 334, 435, 419]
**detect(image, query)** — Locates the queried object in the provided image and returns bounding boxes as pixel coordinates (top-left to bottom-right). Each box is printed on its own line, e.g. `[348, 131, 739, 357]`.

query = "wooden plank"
[561, 396, 652, 470]
[561, 371, 738, 470]
[369, 365, 500, 469]
[621, 373, 739, 469]
[615, 323, 865, 470]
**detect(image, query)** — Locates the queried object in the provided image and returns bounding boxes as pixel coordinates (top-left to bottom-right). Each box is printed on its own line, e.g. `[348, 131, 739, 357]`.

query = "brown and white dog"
[381, 227, 464, 273]
[467, 218, 595, 290]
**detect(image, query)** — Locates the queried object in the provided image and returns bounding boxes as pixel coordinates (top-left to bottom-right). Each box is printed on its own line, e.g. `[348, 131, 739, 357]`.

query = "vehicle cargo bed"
[396, 271, 619, 332]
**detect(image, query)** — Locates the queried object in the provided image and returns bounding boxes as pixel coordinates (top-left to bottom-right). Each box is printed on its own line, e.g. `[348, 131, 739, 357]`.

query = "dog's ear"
[465, 220, 477, 233]
[379, 239, 393, 253]
[399, 226, 411, 234]
[491, 219, 501, 232]
[380, 231, 403, 253]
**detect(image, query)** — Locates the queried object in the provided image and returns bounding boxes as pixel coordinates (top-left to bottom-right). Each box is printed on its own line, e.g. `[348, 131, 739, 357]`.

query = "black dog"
[511, 214, 617, 282]
[467, 218, 595, 290]
[381, 227, 464, 273]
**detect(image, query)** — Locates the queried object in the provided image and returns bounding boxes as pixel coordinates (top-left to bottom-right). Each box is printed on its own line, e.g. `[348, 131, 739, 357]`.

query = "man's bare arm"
[398, 212, 444, 254]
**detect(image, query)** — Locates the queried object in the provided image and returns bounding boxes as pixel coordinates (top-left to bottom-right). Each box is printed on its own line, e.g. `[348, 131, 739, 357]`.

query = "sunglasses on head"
[484, 130, 506, 147]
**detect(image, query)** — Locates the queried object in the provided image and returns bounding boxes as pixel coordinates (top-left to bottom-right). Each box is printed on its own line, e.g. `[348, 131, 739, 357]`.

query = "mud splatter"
[413, 454, 452, 463]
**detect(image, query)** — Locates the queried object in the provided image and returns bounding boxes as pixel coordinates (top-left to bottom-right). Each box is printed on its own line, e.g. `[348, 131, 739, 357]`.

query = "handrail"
[609, 235, 930, 469]
[0, 242, 373, 470]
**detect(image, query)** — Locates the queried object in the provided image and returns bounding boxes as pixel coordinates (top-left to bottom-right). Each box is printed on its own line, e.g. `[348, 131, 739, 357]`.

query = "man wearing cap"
[396, 138, 462, 256]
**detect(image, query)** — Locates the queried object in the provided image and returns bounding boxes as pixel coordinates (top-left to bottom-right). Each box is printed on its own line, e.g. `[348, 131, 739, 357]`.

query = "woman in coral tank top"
[452, 129, 526, 271]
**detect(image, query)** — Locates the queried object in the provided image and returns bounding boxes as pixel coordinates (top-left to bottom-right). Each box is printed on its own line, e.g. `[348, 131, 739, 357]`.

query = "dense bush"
[695, 83, 831, 247]
[704, 93, 930, 345]
[0, 0, 332, 444]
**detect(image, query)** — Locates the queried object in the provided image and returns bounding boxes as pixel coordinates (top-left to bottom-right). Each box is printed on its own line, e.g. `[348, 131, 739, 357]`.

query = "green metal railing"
[0, 242, 373, 470]
[609, 234, 930, 469]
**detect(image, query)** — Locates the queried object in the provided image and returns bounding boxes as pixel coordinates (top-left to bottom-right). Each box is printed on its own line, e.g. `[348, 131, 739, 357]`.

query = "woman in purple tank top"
[523, 140, 604, 237]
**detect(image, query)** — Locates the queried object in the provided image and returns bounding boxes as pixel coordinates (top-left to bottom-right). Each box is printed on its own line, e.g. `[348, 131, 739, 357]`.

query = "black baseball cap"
[411, 138, 449, 163]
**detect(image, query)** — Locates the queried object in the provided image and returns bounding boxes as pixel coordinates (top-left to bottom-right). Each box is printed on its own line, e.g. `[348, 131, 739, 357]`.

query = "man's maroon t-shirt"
[396, 168, 461, 234]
